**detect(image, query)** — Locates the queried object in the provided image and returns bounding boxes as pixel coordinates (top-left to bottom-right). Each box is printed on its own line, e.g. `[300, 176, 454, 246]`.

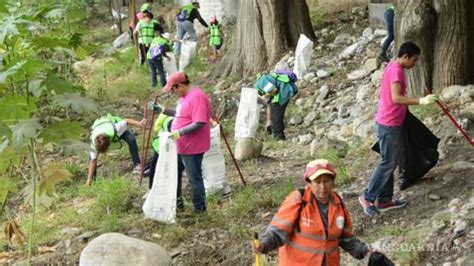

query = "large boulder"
[79, 233, 171, 266]
[235, 138, 262, 161]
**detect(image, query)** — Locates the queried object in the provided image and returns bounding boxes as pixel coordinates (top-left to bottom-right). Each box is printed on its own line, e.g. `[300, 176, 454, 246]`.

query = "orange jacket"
[270, 186, 354, 266]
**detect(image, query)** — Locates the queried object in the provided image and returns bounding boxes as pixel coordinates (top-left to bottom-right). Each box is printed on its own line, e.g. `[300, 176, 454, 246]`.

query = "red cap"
[162, 72, 188, 93]
[303, 159, 336, 182]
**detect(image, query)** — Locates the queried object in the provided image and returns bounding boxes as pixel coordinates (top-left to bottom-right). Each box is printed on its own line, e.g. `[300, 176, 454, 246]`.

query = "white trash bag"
[112, 32, 131, 49]
[234, 87, 260, 139]
[293, 34, 313, 80]
[202, 126, 229, 193]
[163, 52, 178, 78]
[143, 132, 177, 224]
[178, 40, 197, 71]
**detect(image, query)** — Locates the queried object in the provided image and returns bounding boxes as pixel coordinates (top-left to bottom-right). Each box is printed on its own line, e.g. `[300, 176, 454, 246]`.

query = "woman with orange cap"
[254, 159, 371, 265]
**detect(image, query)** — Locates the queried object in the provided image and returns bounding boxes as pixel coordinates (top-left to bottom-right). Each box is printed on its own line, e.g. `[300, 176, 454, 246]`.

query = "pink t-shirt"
[171, 87, 211, 155]
[375, 61, 407, 126]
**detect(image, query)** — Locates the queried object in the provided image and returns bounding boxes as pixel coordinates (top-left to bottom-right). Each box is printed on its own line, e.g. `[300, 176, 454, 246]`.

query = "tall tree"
[216, 0, 316, 77]
[395, 0, 474, 95]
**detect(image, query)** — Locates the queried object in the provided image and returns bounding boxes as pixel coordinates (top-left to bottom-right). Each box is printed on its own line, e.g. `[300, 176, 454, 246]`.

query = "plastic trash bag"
[202, 126, 229, 193]
[178, 40, 197, 71]
[368, 251, 395, 266]
[293, 34, 313, 80]
[234, 87, 260, 139]
[163, 52, 178, 78]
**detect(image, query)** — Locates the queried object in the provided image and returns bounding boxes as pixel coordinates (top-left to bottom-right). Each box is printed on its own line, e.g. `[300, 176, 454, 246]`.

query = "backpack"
[150, 45, 165, 59]
[176, 4, 193, 22]
[274, 69, 298, 82]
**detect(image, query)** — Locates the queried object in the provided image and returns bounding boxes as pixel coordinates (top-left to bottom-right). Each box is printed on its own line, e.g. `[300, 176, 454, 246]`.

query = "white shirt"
[89, 120, 128, 160]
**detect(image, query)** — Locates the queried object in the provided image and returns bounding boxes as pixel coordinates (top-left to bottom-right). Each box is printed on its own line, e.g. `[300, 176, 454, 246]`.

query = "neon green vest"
[147, 36, 173, 59]
[179, 4, 194, 20]
[209, 24, 222, 46]
[139, 21, 154, 45]
[151, 115, 173, 152]
[387, 4, 394, 11]
[90, 114, 123, 146]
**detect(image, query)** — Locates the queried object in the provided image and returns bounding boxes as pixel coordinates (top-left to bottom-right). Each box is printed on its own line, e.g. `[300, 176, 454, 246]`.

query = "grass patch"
[309, 9, 326, 30]
[320, 149, 351, 186]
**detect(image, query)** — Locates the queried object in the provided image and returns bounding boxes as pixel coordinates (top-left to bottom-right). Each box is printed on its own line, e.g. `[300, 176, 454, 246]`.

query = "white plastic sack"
[112, 32, 131, 49]
[178, 40, 197, 71]
[293, 34, 313, 80]
[143, 132, 177, 224]
[163, 52, 178, 78]
[234, 87, 260, 139]
[202, 126, 228, 193]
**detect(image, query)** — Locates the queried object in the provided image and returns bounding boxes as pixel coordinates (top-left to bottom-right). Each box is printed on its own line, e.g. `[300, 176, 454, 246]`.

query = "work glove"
[170, 130, 181, 140]
[257, 95, 271, 105]
[148, 101, 165, 113]
[419, 94, 439, 105]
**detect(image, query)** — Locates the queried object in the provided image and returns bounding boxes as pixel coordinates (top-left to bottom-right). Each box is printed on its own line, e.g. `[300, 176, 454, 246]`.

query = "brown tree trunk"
[396, 0, 474, 95]
[216, 0, 316, 78]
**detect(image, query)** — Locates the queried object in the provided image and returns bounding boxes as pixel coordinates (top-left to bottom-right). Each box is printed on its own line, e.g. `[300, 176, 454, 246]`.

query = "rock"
[353, 115, 375, 138]
[348, 69, 370, 80]
[75, 231, 97, 243]
[362, 27, 373, 38]
[113, 32, 131, 49]
[304, 111, 319, 126]
[356, 84, 372, 102]
[235, 138, 263, 161]
[303, 72, 316, 81]
[79, 233, 171, 266]
[316, 70, 330, 79]
[451, 161, 474, 171]
[460, 88, 474, 104]
[337, 102, 350, 118]
[275, 61, 290, 70]
[316, 85, 330, 103]
[295, 98, 305, 107]
[289, 115, 303, 125]
[324, 113, 338, 123]
[333, 33, 351, 45]
[363, 58, 378, 72]
[298, 134, 314, 145]
[310, 138, 347, 158]
[371, 69, 383, 85]
[61, 227, 81, 236]
[339, 43, 359, 59]
[374, 29, 388, 37]
[429, 194, 441, 201]
[454, 219, 467, 234]
[441, 85, 467, 102]
[352, 7, 364, 15]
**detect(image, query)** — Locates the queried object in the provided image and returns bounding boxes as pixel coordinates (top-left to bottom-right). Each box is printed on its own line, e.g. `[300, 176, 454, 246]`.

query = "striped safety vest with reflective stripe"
[269, 186, 354, 266]
[209, 24, 222, 46]
[138, 21, 155, 45]
[151, 115, 173, 153]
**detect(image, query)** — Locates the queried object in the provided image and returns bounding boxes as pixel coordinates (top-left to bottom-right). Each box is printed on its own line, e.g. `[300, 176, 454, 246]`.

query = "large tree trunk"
[216, 0, 316, 78]
[396, 0, 474, 96]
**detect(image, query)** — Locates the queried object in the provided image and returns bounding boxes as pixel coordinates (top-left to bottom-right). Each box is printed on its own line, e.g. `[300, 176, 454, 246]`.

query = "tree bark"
[396, 0, 474, 95]
[215, 0, 316, 78]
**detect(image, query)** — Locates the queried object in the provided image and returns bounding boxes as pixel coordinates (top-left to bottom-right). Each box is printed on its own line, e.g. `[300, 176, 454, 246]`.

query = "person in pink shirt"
[161, 72, 211, 213]
[359, 42, 439, 217]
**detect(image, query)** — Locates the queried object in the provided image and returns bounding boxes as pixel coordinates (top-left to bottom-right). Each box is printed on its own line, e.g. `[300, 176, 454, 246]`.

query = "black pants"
[271, 102, 288, 140]
[148, 152, 159, 189]
[139, 43, 150, 65]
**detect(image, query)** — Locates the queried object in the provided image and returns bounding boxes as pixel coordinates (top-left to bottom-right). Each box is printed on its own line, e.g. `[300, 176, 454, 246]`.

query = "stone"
[460, 88, 474, 104]
[316, 70, 330, 79]
[429, 194, 441, 200]
[289, 115, 303, 125]
[275, 61, 290, 70]
[371, 69, 383, 85]
[339, 42, 359, 59]
[303, 72, 316, 81]
[374, 29, 388, 37]
[324, 113, 338, 123]
[235, 138, 263, 161]
[362, 27, 373, 38]
[347, 69, 370, 80]
[441, 85, 467, 102]
[450, 198, 461, 207]
[363, 58, 379, 72]
[451, 161, 474, 171]
[316, 85, 330, 103]
[310, 138, 347, 158]
[356, 84, 372, 102]
[304, 111, 319, 126]
[333, 33, 351, 45]
[79, 233, 171, 266]
[298, 134, 313, 145]
[112, 32, 131, 49]
[295, 98, 305, 107]
[61, 227, 81, 236]
[454, 219, 467, 234]
[337, 102, 350, 118]
[353, 115, 375, 138]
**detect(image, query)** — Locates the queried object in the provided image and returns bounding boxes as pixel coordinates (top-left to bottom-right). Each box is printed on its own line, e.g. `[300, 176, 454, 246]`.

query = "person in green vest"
[255, 70, 298, 140]
[134, 11, 155, 65]
[86, 114, 146, 186]
[208, 15, 224, 63]
[147, 30, 173, 88]
[148, 112, 173, 189]
[378, 1, 395, 63]
[174, 1, 208, 56]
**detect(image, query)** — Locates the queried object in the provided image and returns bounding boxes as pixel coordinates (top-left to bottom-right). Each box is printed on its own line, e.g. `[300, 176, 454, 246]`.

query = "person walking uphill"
[134, 11, 155, 65]
[255, 70, 298, 140]
[208, 15, 224, 62]
[254, 159, 372, 265]
[174, 1, 208, 56]
[359, 42, 439, 216]
[378, 1, 395, 63]
[86, 114, 146, 186]
[161, 72, 211, 213]
[147, 30, 173, 88]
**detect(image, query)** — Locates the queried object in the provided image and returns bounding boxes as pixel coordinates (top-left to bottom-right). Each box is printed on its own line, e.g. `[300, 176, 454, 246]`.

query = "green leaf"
[67, 7, 86, 22]
[28, 76, 46, 97]
[41, 120, 83, 144]
[0, 2, 8, 14]
[38, 163, 71, 196]
[10, 119, 42, 148]
[32, 36, 68, 49]
[0, 94, 38, 124]
[19, 59, 42, 78]
[0, 60, 26, 84]
[42, 73, 83, 94]
[0, 146, 23, 173]
[0, 175, 18, 207]
[0, 15, 31, 44]
[52, 93, 98, 114]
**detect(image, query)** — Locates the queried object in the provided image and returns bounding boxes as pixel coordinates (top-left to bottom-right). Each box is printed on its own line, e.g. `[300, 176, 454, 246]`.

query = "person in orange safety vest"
[253, 159, 372, 265]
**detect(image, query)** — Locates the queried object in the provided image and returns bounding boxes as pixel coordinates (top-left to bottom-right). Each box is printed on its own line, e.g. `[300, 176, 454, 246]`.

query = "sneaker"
[378, 198, 407, 212]
[359, 195, 378, 217]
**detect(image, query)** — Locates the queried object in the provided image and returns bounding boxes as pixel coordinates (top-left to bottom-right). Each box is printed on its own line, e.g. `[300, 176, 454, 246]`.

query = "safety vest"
[270, 186, 354, 266]
[147, 36, 173, 59]
[177, 4, 194, 21]
[209, 24, 222, 46]
[151, 115, 173, 153]
[255, 74, 298, 105]
[138, 20, 154, 45]
[90, 114, 123, 146]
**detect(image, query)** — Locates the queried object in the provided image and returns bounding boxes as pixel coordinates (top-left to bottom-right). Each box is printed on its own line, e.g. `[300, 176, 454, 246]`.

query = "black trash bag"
[371, 111, 440, 190]
[368, 251, 395, 266]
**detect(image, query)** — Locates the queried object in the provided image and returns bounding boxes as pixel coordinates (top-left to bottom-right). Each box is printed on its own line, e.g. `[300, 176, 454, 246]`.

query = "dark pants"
[139, 43, 150, 65]
[90, 129, 140, 178]
[148, 151, 159, 189]
[364, 123, 403, 203]
[380, 9, 394, 57]
[177, 153, 206, 212]
[271, 102, 288, 140]
[147, 57, 166, 87]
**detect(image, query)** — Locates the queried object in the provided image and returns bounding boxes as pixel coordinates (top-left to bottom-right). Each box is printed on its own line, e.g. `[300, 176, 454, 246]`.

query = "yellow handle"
[254, 239, 262, 266]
